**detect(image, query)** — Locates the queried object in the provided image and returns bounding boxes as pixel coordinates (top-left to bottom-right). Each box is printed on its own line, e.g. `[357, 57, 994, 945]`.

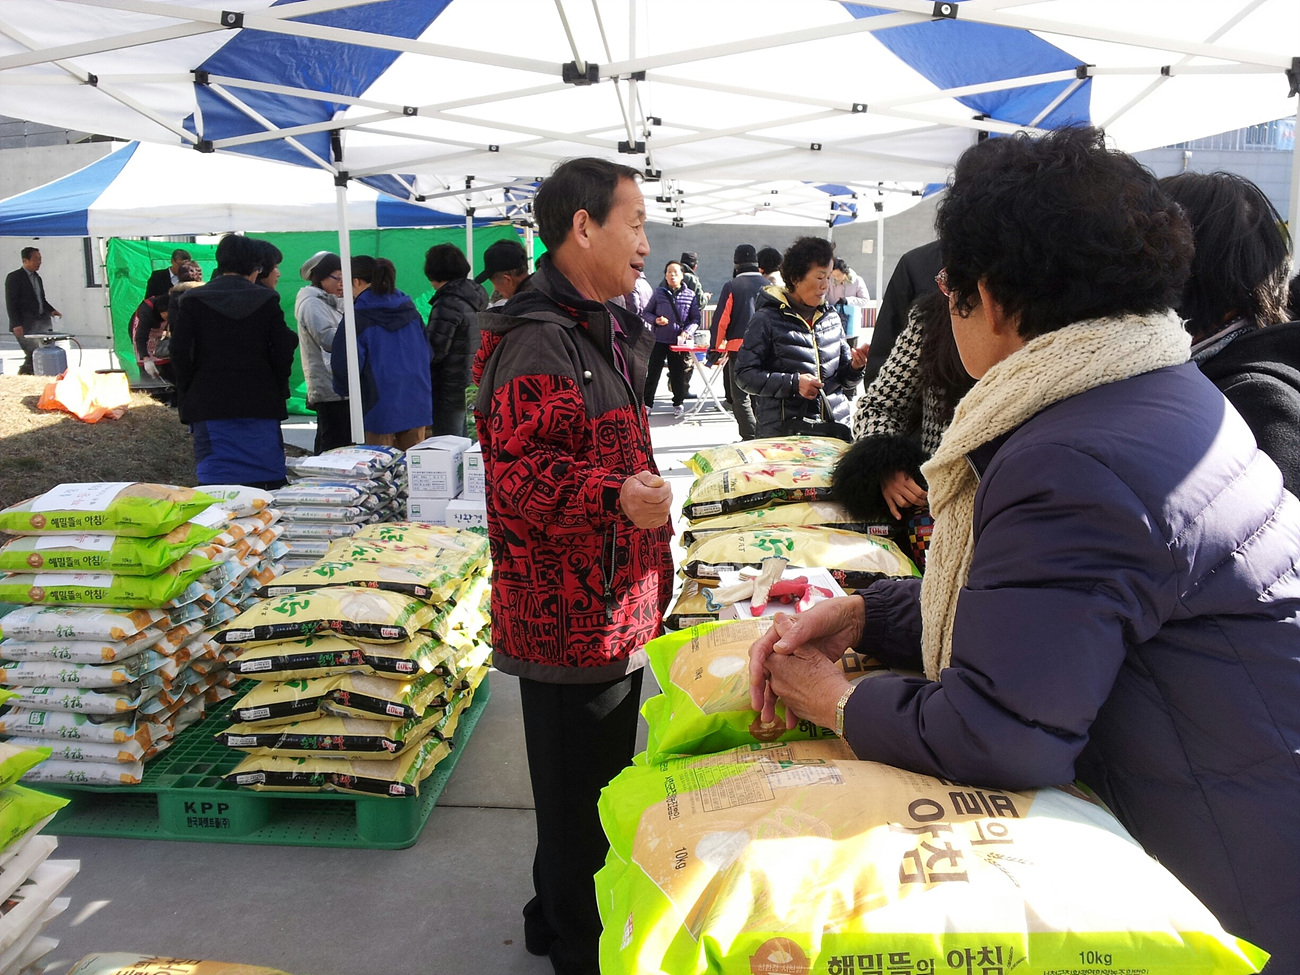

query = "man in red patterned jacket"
[473, 157, 674, 975]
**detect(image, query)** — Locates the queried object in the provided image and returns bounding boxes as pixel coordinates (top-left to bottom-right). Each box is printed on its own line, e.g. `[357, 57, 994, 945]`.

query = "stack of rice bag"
[596, 616, 1271, 975]
[667, 437, 918, 628]
[0, 743, 79, 975]
[214, 522, 491, 798]
[276, 447, 408, 571]
[0, 483, 287, 785]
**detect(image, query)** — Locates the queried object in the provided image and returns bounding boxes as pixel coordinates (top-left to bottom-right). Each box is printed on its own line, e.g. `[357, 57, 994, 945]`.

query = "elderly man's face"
[583, 178, 650, 301]
[22, 251, 41, 272]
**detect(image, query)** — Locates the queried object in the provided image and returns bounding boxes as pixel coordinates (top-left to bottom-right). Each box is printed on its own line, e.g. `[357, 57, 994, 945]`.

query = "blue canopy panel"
[0, 141, 136, 236]
[358, 173, 418, 201]
[183, 0, 450, 167]
[845, 4, 1091, 129]
[374, 195, 493, 228]
[813, 184, 860, 226]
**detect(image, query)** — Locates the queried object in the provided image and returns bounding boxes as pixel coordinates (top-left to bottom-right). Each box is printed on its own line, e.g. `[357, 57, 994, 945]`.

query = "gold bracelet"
[835, 685, 855, 739]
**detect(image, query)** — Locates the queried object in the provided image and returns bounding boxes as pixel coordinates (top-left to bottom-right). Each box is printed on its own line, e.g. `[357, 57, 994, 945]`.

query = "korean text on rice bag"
[348, 522, 485, 550]
[0, 630, 157, 663]
[664, 579, 718, 631]
[228, 631, 454, 681]
[640, 620, 836, 763]
[66, 953, 294, 975]
[681, 463, 836, 520]
[0, 553, 221, 608]
[0, 483, 216, 537]
[6, 683, 159, 716]
[682, 526, 919, 587]
[0, 520, 224, 576]
[6, 736, 143, 765]
[231, 671, 452, 724]
[218, 709, 451, 758]
[0, 606, 165, 642]
[684, 436, 851, 476]
[213, 588, 435, 646]
[0, 656, 158, 689]
[0, 709, 153, 747]
[257, 560, 461, 604]
[595, 740, 1269, 975]
[679, 501, 880, 547]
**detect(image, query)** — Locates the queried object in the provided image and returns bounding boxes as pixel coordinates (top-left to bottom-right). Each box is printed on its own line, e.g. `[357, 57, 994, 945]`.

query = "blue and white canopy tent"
[1, 0, 1294, 438]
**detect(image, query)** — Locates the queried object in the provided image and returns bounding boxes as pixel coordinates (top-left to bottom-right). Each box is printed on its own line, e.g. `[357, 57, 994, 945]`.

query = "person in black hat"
[712, 243, 767, 438]
[679, 251, 707, 305]
[476, 238, 531, 310]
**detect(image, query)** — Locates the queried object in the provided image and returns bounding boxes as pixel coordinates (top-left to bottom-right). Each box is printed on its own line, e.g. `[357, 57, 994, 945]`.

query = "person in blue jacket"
[640, 260, 700, 417]
[331, 255, 432, 450]
[749, 126, 1300, 969]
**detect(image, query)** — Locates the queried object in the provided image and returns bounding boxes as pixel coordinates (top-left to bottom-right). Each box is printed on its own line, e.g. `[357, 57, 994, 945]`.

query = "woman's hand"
[765, 645, 852, 731]
[749, 598, 866, 723]
[880, 470, 928, 520]
[850, 345, 869, 370]
[797, 374, 824, 399]
[655, 316, 669, 326]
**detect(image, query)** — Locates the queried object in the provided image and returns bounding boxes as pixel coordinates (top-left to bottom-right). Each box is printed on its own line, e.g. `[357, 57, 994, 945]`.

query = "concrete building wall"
[1133, 147, 1293, 220]
[0, 142, 121, 345]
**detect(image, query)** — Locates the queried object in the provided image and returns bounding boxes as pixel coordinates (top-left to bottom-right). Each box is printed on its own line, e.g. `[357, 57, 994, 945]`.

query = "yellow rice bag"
[228, 630, 455, 681]
[213, 588, 436, 646]
[218, 707, 453, 758]
[682, 526, 918, 588]
[682, 463, 836, 520]
[231, 671, 452, 724]
[227, 733, 453, 797]
[0, 483, 216, 537]
[679, 501, 882, 546]
[257, 558, 473, 604]
[664, 579, 718, 630]
[684, 436, 851, 476]
[596, 741, 1268, 975]
[66, 953, 293, 975]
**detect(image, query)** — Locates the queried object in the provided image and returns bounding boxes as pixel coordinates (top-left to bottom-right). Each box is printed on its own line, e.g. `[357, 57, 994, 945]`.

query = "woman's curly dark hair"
[935, 126, 1193, 339]
[781, 236, 835, 292]
[1158, 171, 1291, 339]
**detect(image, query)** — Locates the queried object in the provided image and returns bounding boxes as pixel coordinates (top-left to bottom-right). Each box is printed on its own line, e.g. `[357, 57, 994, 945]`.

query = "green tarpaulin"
[108, 226, 536, 415]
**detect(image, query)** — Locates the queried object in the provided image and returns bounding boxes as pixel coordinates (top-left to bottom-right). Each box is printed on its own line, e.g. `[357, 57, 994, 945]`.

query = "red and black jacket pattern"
[473, 257, 673, 684]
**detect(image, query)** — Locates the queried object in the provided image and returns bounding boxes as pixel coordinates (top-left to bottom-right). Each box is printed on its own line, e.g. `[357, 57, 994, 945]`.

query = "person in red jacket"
[473, 157, 674, 975]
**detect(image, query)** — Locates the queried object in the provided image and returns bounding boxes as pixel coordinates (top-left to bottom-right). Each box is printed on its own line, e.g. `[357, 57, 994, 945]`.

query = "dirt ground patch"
[0, 376, 307, 511]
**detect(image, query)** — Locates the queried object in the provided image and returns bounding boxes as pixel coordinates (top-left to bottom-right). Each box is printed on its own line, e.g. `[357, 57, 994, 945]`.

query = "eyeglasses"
[326, 272, 344, 282]
[935, 268, 951, 298]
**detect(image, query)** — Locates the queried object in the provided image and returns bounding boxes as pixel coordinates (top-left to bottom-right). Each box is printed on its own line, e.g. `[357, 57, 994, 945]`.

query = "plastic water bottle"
[33, 342, 67, 376]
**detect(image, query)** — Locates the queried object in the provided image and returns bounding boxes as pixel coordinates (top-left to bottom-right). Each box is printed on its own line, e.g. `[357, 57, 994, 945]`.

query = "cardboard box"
[406, 435, 471, 498]
[445, 496, 488, 530]
[406, 496, 452, 524]
[463, 443, 486, 499]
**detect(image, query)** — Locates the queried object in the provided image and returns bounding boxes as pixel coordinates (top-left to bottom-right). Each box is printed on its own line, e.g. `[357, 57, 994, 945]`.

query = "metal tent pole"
[1289, 99, 1299, 267]
[335, 177, 365, 444]
[524, 224, 535, 272]
[875, 201, 885, 302]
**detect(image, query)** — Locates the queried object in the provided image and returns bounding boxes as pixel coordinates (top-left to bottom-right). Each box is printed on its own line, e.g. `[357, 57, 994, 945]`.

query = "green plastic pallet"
[40, 674, 490, 850]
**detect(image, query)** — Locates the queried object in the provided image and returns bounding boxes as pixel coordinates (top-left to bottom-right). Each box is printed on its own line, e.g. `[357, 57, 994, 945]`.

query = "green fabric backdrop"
[107, 226, 538, 415]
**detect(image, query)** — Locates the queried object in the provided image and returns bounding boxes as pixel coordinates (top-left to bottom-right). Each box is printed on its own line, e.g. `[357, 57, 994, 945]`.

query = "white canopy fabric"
[0, 140, 492, 236]
[0, 0, 1293, 230]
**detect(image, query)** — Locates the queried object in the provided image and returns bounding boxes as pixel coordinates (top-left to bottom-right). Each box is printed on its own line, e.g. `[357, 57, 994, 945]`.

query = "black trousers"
[725, 357, 757, 441]
[309, 399, 353, 454]
[643, 341, 687, 407]
[518, 669, 644, 975]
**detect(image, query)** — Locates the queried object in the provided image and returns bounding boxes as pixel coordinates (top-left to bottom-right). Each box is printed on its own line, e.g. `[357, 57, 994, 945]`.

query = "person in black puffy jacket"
[424, 243, 488, 437]
[735, 235, 867, 438]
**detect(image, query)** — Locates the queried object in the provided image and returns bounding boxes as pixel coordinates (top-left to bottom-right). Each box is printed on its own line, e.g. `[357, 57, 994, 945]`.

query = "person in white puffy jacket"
[294, 251, 350, 453]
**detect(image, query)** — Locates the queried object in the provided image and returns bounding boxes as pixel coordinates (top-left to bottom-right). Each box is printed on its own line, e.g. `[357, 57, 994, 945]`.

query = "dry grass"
[0, 377, 308, 511]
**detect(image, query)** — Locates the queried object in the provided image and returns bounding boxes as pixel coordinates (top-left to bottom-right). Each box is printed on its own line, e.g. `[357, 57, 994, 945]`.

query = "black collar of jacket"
[495, 254, 650, 359]
[182, 274, 280, 319]
[966, 428, 1020, 480]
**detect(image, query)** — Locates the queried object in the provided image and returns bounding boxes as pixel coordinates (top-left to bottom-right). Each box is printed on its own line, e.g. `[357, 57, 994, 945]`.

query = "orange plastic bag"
[38, 367, 131, 423]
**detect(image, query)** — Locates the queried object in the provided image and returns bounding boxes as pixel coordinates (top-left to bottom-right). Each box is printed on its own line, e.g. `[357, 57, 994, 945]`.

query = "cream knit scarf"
[917, 310, 1190, 680]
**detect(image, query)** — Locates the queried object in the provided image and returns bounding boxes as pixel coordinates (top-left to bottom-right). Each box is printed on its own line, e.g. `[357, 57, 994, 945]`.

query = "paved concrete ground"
[32, 362, 741, 975]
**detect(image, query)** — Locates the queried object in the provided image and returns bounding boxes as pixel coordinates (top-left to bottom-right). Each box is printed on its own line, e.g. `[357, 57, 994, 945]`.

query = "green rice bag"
[0, 483, 217, 537]
[596, 741, 1269, 975]
[0, 553, 221, 608]
[681, 526, 919, 587]
[684, 436, 850, 476]
[213, 588, 435, 646]
[0, 742, 50, 789]
[0, 520, 224, 576]
[0, 785, 68, 853]
[681, 463, 836, 520]
[640, 619, 837, 764]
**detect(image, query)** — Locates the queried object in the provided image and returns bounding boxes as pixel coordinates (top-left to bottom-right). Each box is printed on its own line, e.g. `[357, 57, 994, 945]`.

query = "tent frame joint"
[220, 11, 244, 29]
[644, 167, 662, 179]
[195, 140, 214, 153]
[403, 106, 418, 116]
[193, 70, 210, 86]
[335, 171, 349, 187]
[851, 103, 867, 113]
[1287, 57, 1299, 97]
[932, 2, 958, 20]
[618, 140, 646, 154]
[562, 61, 600, 85]
[85, 73, 99, 87]
[1075, 65, 1093, 79]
